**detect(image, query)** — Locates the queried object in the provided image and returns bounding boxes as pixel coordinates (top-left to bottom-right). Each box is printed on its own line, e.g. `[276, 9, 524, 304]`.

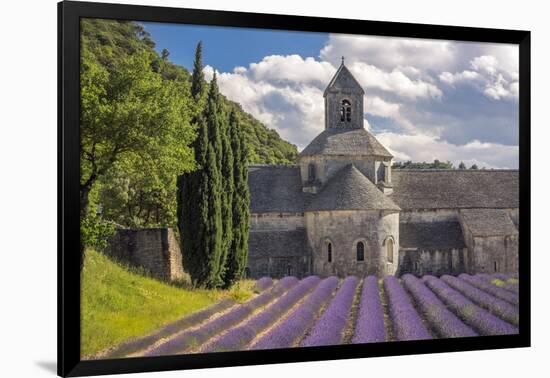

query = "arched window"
[341, 99, 352, 122]
[356, 241, 365, 261]
[308, 163, 316, 181]
[387, 238, 394, 263]
[327, 243, 332, 263]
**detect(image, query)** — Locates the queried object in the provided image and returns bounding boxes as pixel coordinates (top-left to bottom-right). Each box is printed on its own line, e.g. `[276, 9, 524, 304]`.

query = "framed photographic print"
[58, 0, 531, 376]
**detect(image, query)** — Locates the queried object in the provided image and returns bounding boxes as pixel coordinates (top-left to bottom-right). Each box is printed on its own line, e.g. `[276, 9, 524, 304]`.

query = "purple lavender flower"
[476, 273, 519, 294]
[251, 276, 339, 350]
[441, 275, 518, 325]
[384, 276, 432, 341]
[254, 277, 274, 292]
[351, 276, 386, 344]
[203, 276, 321, 352]
[423, 276, 518, 336]
[301, 276, 360, 347]
[144, 276, 298, 356]
[402, 274, 477, 338]
[459, 274, 519, 306]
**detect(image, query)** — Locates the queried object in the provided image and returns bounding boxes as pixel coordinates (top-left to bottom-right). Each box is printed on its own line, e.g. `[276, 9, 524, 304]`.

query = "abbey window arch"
[384, 236, 395, 263]
[340, 99, 352, 122]
[308, 163, 316, 181]
[356, 241, 365, 261]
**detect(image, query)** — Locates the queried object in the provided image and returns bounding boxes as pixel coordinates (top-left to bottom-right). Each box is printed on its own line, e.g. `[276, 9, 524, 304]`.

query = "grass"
[81, 249, 255, 357]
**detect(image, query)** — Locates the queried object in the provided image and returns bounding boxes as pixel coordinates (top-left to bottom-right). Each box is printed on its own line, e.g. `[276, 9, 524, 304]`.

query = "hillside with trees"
[80, 19, 297, 244]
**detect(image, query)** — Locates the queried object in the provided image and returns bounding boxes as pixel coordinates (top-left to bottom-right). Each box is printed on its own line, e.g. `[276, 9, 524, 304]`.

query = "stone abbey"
[246, 59, 519, 279]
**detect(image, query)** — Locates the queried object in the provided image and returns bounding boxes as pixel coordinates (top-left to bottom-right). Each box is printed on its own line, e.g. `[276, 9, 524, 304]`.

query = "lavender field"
[104, 273, 519, 358]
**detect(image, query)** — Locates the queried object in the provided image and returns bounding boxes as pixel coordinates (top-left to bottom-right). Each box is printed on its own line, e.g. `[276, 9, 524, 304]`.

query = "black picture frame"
[58, 1, 531, 376]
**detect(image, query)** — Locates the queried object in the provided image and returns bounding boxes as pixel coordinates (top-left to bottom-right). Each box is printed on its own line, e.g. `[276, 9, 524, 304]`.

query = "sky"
[143, 22, 519, 169]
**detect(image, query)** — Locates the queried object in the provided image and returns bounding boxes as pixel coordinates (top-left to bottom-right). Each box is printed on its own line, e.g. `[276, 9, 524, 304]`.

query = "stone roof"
[299, 128, 393, 158]
[307, 164, 401, 212]
[390, 170, 519, 210]
[248, 165, 310, 213]
[324, 62, 365, 96]
[460, 209, 518, 237]
[248, 229, 311, 258]
[400, 221, 466, 250]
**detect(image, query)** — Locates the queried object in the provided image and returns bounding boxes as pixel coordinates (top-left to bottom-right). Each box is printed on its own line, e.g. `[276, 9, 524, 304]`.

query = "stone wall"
[247, 255, 311, 279]
[397, 248, 469, 276]
[306, 209, 399, 277]
[250, 213, 305, 231]
[107, 228, 184, 281]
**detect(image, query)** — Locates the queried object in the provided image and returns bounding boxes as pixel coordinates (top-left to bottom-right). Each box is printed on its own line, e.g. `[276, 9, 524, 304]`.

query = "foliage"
[80, 213, 116, 251]
[80, 19, 196, 230]
[222, 110, 251, 288]
[392, 159, 454, 169]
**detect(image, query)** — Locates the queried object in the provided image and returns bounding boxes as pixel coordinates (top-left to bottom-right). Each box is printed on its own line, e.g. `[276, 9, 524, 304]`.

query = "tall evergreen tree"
[178, 72, 226, 287]
[223, 110, 250, 287]
[220, 107, 234, 280]
[177, 116, 208, 284]
[191, 41, 205, 101]
[203, 73, 225, 287]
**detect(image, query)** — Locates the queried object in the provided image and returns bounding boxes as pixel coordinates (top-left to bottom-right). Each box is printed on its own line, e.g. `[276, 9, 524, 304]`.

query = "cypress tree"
[177, 116, 208, 285]
[202, 73, 225, 287]
[191, 41, 205, 101]
[220, 107, 234, 282]
[178, 71, 225, 288]
[223, 110, 250, 287]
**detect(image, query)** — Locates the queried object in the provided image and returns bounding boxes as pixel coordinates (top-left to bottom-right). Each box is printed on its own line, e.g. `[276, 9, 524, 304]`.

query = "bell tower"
[324, 57, 365, 130]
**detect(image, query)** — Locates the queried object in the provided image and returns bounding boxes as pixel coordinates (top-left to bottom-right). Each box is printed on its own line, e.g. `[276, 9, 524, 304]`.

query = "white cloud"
[247, 55, 335, 87]
[376, 132, 519, 169]
[439, 55, 519, 101]
[320, 34, 455, 71]
[349, 62, 443, 100]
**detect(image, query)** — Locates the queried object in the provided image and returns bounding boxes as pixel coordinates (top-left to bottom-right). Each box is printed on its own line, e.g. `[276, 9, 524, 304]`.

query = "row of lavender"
[138, 273, 518, 357]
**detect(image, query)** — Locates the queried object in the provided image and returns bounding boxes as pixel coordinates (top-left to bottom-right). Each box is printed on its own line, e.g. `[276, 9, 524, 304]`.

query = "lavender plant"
[301, 276, 360, 347]
[351, 276, 386, 344]
[254, 277, 274, 292]
[251, 276, 339, 350]
[423, 276, 518, 335]
[384, 276, 432, 341]
[144, 276, 299, 356]
[441, 275, 518, 325]
[203, 276, 321, 352]
[402, 274, 477, 338]
[459, 274, 519, 306]
[476, 273, 519, 294]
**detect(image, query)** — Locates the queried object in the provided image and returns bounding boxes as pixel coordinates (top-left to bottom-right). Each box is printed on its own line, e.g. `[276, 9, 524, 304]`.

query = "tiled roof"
[460, 208, 518, 237]
[307, 164, 400, 211]
[299, 128, 393, 157]
[248, 165, 310, 213]
[390, 170, 519, 210]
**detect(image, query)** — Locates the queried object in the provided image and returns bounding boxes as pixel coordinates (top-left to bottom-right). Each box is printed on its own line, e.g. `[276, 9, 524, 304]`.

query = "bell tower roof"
[324, 58, 365, 97]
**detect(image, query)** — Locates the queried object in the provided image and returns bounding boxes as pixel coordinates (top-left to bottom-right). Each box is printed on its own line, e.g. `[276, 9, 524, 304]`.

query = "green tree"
[220, 108, 235, 281]
[459, 161, 466, 169]
[191, 41, 205, 101]
[470, 164, 479, 170]
[223, 110, 250, 288]
[179, 75, 226, 288]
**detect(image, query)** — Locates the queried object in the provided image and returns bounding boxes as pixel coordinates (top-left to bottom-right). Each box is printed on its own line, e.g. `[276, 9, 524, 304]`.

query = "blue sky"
[141, 22, 519, 169]
[143, 22, 328, 73]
